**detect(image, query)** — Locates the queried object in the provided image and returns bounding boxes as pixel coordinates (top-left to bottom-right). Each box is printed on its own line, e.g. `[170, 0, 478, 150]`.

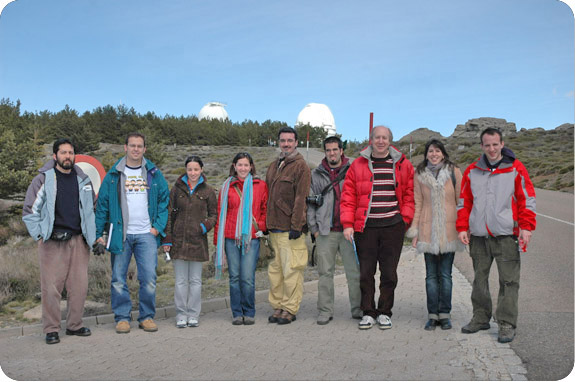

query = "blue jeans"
[424, 252, 454, 320]
[225, 238, 260, 318]
[111, 233, 158, 322]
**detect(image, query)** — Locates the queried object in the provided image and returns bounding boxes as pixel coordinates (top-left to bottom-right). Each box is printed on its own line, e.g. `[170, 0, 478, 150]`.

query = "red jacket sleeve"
[456, 166, 473, 232]
[398, 159, 415, 226]
[340, 161, 358, 229]
[514, 161, 536, 232]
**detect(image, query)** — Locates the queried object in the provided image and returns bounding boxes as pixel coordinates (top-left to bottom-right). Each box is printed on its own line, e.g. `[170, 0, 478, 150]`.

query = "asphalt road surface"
[454, 188, 574, 381]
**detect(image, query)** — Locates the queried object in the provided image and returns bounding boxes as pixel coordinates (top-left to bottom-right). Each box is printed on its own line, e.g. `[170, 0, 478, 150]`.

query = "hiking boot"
[358, 315, 375, 330]
[243, 317, 255, 325]
[232, 317, 244, 325]
[317, 314, 333, 325]
[376, 314, 392, 330]
[115, 321, 130, 334]
[277, 311, 296, 325]
[268, 309, 283, 323]
[138, 319, 158, 332]
[498, 322, 516, 343]
[461, 320, 490, 334]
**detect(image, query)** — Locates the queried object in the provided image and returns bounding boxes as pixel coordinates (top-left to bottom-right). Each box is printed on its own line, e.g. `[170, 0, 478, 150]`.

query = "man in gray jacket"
[307, 136, 361, 325]
[22, 138, 96, 344]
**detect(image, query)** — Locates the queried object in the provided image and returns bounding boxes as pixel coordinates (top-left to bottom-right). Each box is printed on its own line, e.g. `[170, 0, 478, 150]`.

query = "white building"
[295, 103, 336, 136]
[198, 102, 229, 121]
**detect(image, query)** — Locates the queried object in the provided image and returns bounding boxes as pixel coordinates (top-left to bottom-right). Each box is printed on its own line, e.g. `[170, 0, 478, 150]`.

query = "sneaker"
[439, 318, 452, 330]
[317, 314, 333, 325]
[232, 317, 244, 325]
[187, 318, 199, 327]
[358, 315, 375, 330]
[424, 319, 439, 331]
[138, 319, 158, 332]
[176, 319, 187, 328]
[461, 320, 490, 334]
[498, 322, 516, 343]
[376, 314, 392, 330]
[243, 317, 255, 325]
[115, 321, 130, 334]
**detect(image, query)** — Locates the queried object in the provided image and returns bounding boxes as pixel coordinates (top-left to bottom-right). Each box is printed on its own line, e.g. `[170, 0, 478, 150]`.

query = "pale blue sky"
[0, 0, 573, 141]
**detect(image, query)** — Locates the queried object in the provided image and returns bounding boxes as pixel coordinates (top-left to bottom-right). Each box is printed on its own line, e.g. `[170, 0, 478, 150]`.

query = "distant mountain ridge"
[398, 117, 573, 142]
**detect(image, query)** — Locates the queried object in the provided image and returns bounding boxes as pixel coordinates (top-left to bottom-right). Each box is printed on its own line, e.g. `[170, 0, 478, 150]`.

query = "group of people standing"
[22, 125, 536, 346]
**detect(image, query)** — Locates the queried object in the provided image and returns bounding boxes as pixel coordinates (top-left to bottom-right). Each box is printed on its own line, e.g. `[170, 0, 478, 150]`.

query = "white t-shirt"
[124, 166, 151, 234]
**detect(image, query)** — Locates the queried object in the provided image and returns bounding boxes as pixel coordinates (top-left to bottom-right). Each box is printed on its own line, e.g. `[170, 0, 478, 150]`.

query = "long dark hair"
[416, 139, 454, 174]
[228, 152, 256, 177]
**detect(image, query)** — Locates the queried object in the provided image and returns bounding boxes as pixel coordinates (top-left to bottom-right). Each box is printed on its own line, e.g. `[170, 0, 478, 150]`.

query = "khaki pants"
[469, 235, 521, 327]
[268, 232, 308, 315]
[38, 235, 90, 333]
[316, 232, 361, 317]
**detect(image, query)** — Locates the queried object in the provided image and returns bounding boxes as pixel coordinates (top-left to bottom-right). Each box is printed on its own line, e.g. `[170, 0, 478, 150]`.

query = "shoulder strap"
[320, 166, 349, 196]
[233, 185, 260, 232]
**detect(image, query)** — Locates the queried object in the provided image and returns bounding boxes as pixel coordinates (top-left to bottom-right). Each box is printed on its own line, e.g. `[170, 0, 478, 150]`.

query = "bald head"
[370, 125, 393, 158]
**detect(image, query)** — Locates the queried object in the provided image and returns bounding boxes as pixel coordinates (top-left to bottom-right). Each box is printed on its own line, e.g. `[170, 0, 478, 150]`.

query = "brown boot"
[268, 309, 283, 323]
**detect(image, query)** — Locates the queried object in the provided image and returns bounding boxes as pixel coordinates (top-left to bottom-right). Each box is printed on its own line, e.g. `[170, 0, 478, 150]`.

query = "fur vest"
[406, 165, 464, 255]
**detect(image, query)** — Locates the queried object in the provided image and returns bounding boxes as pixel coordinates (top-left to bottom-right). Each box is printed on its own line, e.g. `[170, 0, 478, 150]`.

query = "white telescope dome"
[198, 102, 229, 121]
[296, 103, 336, 136]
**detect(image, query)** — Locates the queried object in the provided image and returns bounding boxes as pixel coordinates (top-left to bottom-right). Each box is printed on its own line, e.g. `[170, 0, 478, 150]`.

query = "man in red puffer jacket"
[341, 125, 414, 331]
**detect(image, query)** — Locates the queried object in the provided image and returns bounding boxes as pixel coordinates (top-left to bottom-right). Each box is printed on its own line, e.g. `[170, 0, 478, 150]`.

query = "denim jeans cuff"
[428, 313, 439, 320]
[438, 313, 451, 320]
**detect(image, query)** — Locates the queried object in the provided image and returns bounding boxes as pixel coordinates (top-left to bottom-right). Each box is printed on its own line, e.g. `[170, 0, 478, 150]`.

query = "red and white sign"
[75, 155, 106, 196]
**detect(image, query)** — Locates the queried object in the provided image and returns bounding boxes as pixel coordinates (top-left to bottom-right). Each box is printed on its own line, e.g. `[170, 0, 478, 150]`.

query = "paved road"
[454, 188, 574, 380]
[0, 249, 526, 380]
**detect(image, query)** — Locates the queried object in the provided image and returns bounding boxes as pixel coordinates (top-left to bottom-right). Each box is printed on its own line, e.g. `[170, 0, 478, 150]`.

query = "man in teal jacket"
[95, 132, 169, 334]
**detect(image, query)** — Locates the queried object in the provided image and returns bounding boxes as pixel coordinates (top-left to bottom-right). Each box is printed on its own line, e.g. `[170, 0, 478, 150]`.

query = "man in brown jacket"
[266, 127, 311, 324]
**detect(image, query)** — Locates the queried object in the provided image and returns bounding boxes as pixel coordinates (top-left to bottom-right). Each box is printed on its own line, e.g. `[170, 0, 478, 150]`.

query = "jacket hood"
[320, 155, 350, 173]
[359, 145, 404, 163]
[477, 147, 516, 169]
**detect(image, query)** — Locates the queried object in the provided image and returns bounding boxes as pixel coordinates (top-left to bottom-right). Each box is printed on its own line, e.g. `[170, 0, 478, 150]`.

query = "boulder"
[451, 117, 517, 139]
[398, 128, 444, 143]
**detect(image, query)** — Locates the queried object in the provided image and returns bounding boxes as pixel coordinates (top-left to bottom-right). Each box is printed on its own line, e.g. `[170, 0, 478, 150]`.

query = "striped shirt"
[366, 155, 402, 227]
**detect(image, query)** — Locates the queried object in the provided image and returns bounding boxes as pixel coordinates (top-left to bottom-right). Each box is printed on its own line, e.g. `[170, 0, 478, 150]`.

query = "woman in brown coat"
[162, 156, 217, 328]
[406, 139, 464, 331]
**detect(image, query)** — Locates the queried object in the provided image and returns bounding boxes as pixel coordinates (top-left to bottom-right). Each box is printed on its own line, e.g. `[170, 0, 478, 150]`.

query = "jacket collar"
[111, 156, 156, 174]
[360, 145, 403, 163]
[39, 159, 89, 181]
[476, 147, 516, 171]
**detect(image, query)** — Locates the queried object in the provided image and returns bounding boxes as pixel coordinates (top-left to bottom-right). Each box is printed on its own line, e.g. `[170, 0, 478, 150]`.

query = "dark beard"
[57, 158, 74, 170]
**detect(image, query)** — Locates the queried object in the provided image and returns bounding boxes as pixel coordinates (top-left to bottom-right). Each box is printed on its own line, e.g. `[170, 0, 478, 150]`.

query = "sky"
[0, 0, 573, 141]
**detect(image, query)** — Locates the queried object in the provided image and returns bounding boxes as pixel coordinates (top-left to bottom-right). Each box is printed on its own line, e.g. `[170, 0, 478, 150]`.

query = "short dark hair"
[416, 139, 454, 174]
[185, 155, 204, 168]
[229, 152, 256, 177]
[52, 138, 76, 154]
[480, 128, 503, 144]
[323, 136, 343, 150]
[125, 132, 146, 146]
[277, 126, 298, 141]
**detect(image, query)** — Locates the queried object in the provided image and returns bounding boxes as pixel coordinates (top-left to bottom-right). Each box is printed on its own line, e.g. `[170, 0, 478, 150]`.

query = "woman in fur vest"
[406, 139, 464, 331]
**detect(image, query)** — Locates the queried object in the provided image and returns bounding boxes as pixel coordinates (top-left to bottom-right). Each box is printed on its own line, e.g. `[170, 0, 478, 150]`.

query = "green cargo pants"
[469, 235, 521, 328]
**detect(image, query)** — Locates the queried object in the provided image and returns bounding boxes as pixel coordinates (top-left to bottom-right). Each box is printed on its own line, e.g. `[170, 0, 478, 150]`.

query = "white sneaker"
[176, 319, 187, 328]
[358, 315, 376, 330]
[187, 318, 199, 327]
[377, 314, 392, 330]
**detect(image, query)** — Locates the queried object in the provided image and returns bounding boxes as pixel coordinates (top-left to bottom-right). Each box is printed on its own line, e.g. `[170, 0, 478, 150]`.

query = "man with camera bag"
[307, 136, 361, 325]
[22, 138, 97, 344]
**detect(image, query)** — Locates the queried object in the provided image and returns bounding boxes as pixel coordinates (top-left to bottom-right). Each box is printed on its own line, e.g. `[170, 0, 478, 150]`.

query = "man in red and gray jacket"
[457, 127, 536, 343]
[341, 125, 414, 331]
